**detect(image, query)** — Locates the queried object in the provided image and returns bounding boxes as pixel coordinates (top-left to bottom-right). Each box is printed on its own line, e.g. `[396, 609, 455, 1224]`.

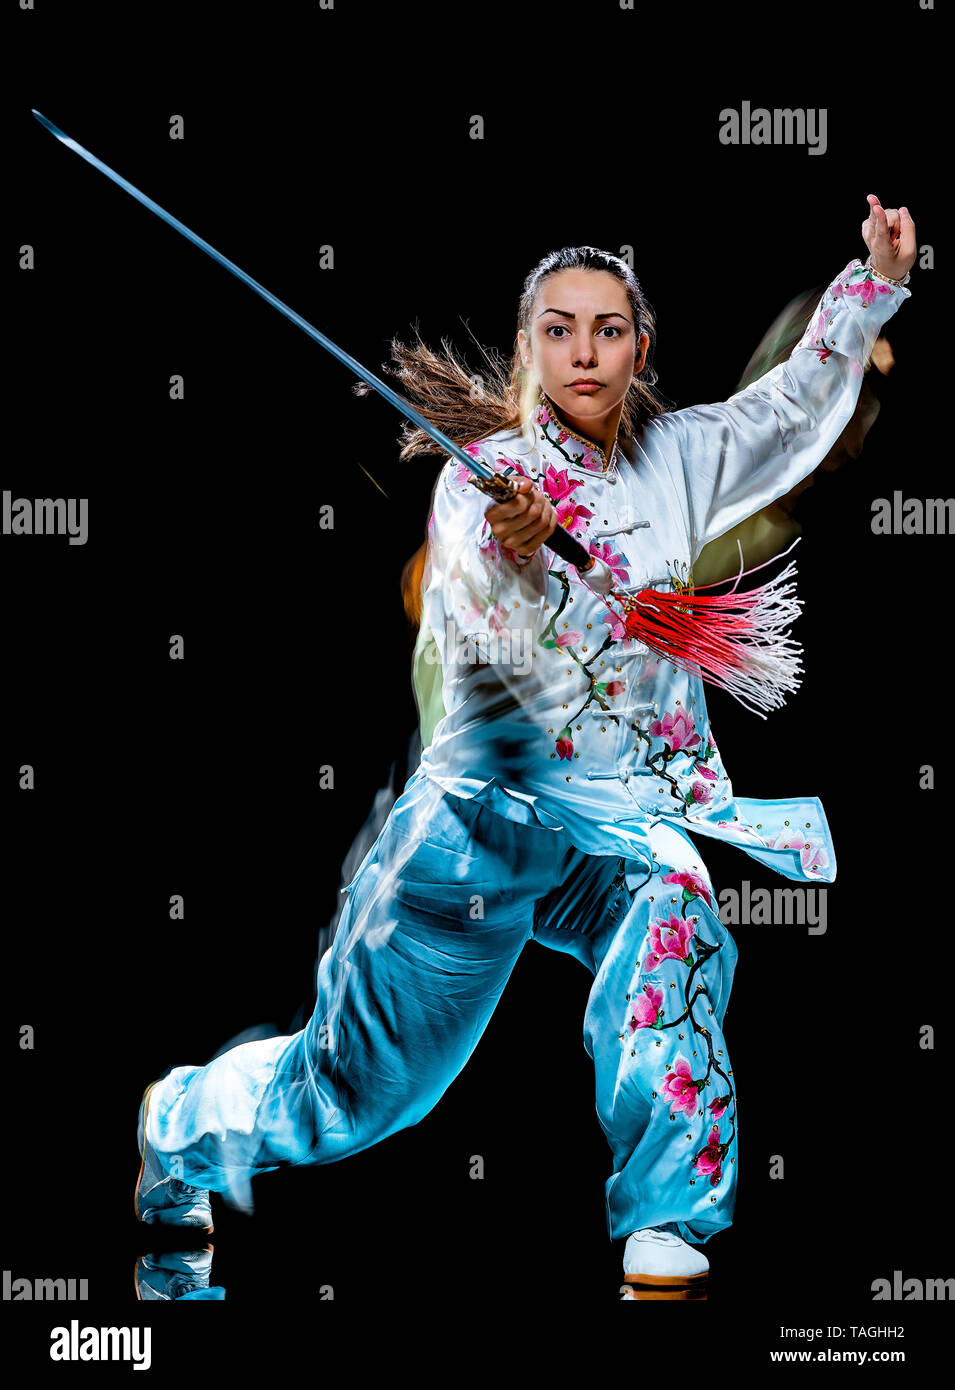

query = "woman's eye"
[545, 324, 622, 339]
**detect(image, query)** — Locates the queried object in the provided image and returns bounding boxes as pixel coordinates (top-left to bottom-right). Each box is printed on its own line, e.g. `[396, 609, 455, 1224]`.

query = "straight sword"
[30, 109, 595, 574]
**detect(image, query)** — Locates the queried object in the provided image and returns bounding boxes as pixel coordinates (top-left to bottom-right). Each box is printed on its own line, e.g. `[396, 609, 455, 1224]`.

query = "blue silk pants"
[145, 769, 739, 1244]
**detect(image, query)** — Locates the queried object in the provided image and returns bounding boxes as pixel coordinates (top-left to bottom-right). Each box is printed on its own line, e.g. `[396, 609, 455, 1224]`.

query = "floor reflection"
[134, 1245, 225, 1300]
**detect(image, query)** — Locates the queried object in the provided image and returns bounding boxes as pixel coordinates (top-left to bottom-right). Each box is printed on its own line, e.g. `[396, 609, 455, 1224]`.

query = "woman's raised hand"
[862, 194, 917, 280]
[484, 476, 559, 556]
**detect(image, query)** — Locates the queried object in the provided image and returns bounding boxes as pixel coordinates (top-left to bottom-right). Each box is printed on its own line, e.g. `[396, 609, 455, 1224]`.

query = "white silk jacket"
[417, 257, 911, 885]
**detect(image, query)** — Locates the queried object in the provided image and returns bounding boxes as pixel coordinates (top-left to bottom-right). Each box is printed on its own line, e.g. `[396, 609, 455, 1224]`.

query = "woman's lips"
[568, 383, 602, 394]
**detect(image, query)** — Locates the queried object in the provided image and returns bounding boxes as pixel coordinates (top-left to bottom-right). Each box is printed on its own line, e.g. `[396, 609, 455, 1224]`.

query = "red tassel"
[598, 540, 805, 717]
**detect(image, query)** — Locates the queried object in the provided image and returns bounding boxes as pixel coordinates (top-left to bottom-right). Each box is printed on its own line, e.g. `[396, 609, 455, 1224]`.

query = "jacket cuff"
[797, 257, 910, 365]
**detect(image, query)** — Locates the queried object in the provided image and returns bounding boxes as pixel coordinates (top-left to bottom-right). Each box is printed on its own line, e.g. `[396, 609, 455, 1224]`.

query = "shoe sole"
[135, 1080, 214, 1235]
[622, 1282, 708, 1301]
[623, 1271, 709, 1288]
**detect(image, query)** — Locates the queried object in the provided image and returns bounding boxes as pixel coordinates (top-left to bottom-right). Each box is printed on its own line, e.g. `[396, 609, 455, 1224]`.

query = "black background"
[6, 0, 949, 1371]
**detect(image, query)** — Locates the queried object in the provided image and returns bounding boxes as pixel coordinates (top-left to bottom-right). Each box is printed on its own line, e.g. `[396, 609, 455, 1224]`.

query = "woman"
[135, 196, 915, 1296]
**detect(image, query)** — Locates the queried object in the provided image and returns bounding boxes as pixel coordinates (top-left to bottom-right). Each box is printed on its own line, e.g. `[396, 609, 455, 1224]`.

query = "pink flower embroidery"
[600, 610, 639, 651]
[689, 780, 714, 805]
[808, 305, 836, 363]
[602, 680, 626, 696]
[487, 604, 511, 634]
[586, 540, 629, 583]
[660, 1054, 699, 1119]
[554, 629, 583, 648]
[648, 708, 701, 752]
[661, 871, 712, 909]
[694, 764, 718, 781]
[842, 275, 893, 308]
[800, 842, 829, 875]
[770, 828, 829, 875]
[642, 913, 696, 972]
[557, 497, 595, 535]
[628, 984, 663, 1032]
[707, 1095, 731, 1121]
[477, 524, 498, 559]
[542, 465, 582, 502]
[494, 453, 530, 476]
[556, 728, 574, 761]
[810, 305, 832, 339]
[831, 260, 858, 292]
[693, 1124, 726, 1186]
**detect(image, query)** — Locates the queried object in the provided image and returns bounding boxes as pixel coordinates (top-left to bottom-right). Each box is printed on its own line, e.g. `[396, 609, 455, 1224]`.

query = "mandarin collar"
[532, 389, 621, 476]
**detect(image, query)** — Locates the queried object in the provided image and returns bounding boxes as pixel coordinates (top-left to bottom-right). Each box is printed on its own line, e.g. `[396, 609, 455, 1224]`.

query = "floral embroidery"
[807, 304, 836, 363]
[806, 260, 897, 364]
[649, 709, 700, 752]
[543, 464, 595, 538]
[693, 1123, 731, 1186]
[711, 818, 829, 876]
[584, 539, 630, 584]
[599, 608, 640, 651]
[627, 983, 664, 1032]
[661, 869, 713, 910]
[661, 1055, 700, 1118]
[768, 827, 830, 875]
[707, 1094, 731, 1120]
[533, 398, 617, 472]
[832, 264, 895, 309]
[622, 878, 737, 1191]
[631, 704, 724, 814]
[551, 676, 626, 760]
[539, 566, 635, 756]
[642, 912, 696, 971]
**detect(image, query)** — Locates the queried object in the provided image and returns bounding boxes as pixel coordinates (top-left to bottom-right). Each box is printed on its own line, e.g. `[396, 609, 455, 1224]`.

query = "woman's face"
[518, 268, 649, 440]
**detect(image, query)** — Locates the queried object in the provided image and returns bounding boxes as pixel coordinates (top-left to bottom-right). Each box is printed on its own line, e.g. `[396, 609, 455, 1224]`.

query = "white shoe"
[623, 1227, 709, 1288]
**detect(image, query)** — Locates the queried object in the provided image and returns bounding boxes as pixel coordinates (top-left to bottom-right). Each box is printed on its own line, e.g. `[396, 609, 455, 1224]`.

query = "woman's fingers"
[863, 193, 918, 276]
[484, 475, 534, 517]
[485, 477, 557, 551]
[510, 512, 556, 548]
[507, 493, 558, 546]
[863, 194, 891, 254]
[898, 206, 918, 262]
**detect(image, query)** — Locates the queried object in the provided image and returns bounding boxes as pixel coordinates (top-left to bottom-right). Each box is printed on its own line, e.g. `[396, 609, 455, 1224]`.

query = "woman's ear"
[634, 331, 650, 374]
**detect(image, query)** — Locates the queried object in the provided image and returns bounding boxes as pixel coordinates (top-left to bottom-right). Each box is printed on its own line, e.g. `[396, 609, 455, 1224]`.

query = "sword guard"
[468, 472, 519, 503]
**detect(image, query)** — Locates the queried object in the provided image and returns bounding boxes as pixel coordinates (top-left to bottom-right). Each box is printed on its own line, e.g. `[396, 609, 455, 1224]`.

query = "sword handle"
[469, 473, 595, 573]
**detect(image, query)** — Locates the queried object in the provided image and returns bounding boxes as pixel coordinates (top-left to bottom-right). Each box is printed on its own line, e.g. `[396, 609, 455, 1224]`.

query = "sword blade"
[30, 108, 494, 482]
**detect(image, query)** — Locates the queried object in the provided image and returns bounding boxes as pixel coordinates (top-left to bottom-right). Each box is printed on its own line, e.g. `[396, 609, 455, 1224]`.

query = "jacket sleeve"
[658, 257, 912, 565]
[420, 444, 551, 669]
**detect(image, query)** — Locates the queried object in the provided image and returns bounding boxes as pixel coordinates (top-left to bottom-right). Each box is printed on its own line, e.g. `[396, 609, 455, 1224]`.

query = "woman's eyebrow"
[537, 308, 631, 321]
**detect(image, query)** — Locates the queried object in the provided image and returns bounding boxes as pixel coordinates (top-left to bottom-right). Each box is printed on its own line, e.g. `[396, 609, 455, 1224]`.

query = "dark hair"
[354, 245, 674, 461]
